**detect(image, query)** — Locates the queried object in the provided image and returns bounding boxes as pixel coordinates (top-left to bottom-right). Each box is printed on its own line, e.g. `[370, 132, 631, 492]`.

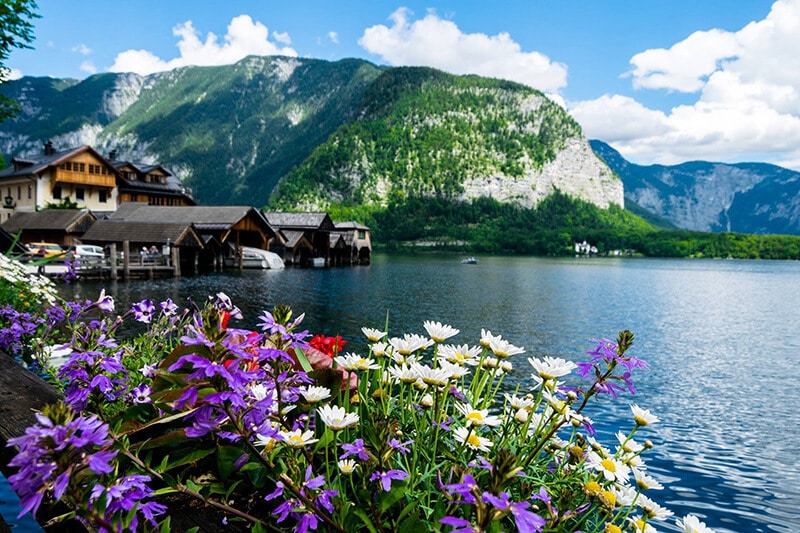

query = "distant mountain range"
[1, 54, 799, 236]
[591, 140, 800, 235]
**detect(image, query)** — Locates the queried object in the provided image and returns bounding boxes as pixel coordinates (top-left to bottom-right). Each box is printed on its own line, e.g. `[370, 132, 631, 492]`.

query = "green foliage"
[361, 191, 800, 260]
[0, 0, 38, 122]
[42, 196, 80, 210]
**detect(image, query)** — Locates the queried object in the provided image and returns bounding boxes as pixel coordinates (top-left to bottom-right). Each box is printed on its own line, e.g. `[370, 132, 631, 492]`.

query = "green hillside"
[270, 67, 583, 209]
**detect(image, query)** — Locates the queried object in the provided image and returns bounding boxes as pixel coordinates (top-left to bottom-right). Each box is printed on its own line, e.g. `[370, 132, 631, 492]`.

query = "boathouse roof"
[81, 220, 204, 248]
[264, 212, 336, 231]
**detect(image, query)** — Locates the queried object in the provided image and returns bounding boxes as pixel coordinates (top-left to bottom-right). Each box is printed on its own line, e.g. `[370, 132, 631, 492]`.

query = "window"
[27, 185, 31, 199]
[75, 188, 85, 201]
[78, 163, 86, 172]
[358, 230, 366, 239]
[53, 186, 62, 200]
[65, 162, 72, 171]
[99, 190, 107, 203]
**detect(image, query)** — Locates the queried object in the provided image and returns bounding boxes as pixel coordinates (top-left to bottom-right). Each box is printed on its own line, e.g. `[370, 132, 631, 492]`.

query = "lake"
[43, 253, 800, 531]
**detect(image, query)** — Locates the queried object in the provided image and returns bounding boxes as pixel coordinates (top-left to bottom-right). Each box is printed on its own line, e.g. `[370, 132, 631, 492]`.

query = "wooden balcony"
[53, 169, 116, 188]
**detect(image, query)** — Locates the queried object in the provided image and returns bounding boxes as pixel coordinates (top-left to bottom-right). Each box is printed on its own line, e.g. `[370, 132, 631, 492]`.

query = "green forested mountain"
[0, 55, 621, 210]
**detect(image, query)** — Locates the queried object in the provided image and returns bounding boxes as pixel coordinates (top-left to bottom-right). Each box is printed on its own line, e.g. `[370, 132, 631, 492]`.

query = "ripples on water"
[56, 253, 800, 532]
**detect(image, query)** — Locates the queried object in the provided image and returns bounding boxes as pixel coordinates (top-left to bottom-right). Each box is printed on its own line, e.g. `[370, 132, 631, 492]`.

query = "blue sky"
[6, 0, 800, 170]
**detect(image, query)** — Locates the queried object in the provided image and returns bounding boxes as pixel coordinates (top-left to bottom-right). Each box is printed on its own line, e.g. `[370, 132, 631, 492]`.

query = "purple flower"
[388, 437, 413, 456]
[340, 438, 369, 461]
[440, 516, 475, 533]
[132, 299, 155, 323]
[482, 491, 545, 533]
[160, 298, 178, 316]
[443, 473, 479, 504]
[370, 469, 409, 492]
[131, 384, 152, 404]
[90, 289, 115, 313]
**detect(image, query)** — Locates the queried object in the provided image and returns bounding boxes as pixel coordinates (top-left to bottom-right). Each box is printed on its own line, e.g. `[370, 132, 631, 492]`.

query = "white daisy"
[299, 385, 332, 404]
[420, 393, 434, 408]
[627, 516, 658, 533]
[387, 363, 419, 384]
[317, 404, 359, 431]
[479, 329, 503, 349]
[362, 327, 387, 342]
[438, 343, 481, 366]
[637, 494, 673, 521]
[499, 361, 513, 373]
[371, 341, 390, 357]
[453, 426, 493, 452]
[586, 451, 631, 483]
[489, 337, 525, 359]
[439, 360, 470, 379]
[633, 468, 664, 491]
[504, 393, 535, 411]
[338, 459, 358, 475]
[389, 333, 434, 355]
[677, 514, 715, 533]
[528, 356, 577, 380]
[631, 404, 659, 426]
[616, 431, 645, 453]
[280, 429, 319, 448]
[335, 352, 380, 371]
[411, 363, 451, 387]
[455, 403, 502, 427]
[423, 320, 460, 342]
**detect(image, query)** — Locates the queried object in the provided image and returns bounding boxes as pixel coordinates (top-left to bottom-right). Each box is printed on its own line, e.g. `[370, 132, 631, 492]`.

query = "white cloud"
[573, 0, 800, 171]
[109, 15, 297, 75]
[273, 31, 291, 45]
[358, 8, 567, 92]
[2, 68, 23, 81]
[80, 61, 97, 75]
[328, 31, 339, 44]
[72, 43, 92, 56]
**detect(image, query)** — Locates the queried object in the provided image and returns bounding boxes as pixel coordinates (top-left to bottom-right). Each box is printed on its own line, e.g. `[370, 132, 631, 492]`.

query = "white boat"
[461, 257, 478, 264]
[225, 246, 285, 269]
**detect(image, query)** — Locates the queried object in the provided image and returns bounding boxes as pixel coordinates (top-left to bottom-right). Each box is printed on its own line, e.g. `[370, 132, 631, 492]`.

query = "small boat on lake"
[224, 246, 285, 269]
[461, 257, 478, 264]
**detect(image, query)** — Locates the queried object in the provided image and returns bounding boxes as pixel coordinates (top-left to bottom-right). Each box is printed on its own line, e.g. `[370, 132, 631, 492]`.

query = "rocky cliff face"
[460, 138, 622, 209]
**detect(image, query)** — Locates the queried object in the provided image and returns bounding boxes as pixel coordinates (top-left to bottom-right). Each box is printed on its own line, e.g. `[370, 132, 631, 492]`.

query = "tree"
[0, 0, 39, 122]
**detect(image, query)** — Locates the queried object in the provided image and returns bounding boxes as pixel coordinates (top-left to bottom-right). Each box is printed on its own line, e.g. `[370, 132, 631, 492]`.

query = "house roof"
[112, 160, 195, 203]
[334, 221, 370, 231]
[264, 212, 336, 231]
[111, 203, 258, 225]
[81, 220, 203, 247]
[1, 210, 97, 233]
[281, 230, 313, 249]
[0, 146, 118, 179]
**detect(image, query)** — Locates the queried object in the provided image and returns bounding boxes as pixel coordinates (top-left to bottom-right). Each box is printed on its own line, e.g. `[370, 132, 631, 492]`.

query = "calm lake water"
[35, 253, 800, 531]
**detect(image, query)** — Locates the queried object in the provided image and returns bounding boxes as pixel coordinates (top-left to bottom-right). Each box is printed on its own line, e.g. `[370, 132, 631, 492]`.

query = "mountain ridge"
[0, 55, 621, 211]
[590, 139, 800, 235]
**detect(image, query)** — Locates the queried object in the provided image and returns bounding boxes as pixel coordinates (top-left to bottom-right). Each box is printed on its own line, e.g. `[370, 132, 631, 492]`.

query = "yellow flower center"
[467, 412, 484, 422]
[584, 481, 602, 496]
[604, 524, 622, 533]
[601, 459, 617, 472]
[599, 490, 616, 508]
[288, 435, 305, 445]
[466, 433, 482, 447]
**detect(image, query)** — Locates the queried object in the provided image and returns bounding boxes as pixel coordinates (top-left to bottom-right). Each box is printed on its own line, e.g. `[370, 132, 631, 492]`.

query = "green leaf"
[398, 513, 426, 533]
[293, 346, 313, 373]
[351, 508, 380, 533]
[377, 481, 408, 513]
[165, 447, 215, 471]
[158, 516, 172, 533]
[217, 446, 246, 480]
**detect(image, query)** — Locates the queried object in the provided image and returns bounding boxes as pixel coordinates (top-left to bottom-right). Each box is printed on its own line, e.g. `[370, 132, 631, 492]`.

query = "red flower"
[308, 334, 347, 358]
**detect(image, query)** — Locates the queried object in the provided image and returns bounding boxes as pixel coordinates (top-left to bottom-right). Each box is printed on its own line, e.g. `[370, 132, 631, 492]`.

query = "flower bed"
[0, 255, 716, 533]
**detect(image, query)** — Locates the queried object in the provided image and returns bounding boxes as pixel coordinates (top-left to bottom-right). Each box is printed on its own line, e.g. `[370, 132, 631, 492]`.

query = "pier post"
[172, 246, 180, 277]
[109, 243, 118, 280]
[122, 241, 130, 280]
